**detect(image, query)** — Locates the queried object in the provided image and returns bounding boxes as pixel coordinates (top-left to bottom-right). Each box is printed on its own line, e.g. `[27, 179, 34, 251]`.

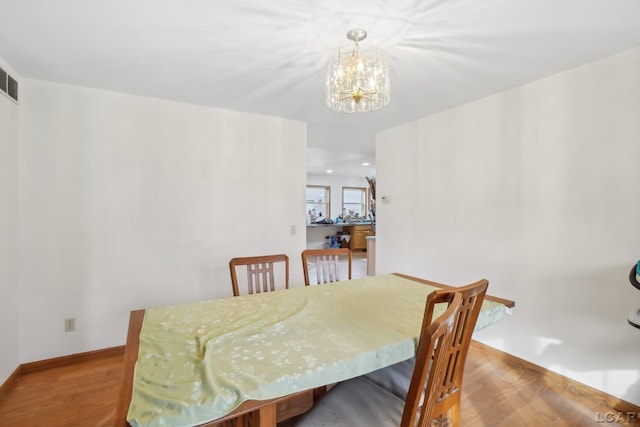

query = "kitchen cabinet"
[342, 224, 373, 252]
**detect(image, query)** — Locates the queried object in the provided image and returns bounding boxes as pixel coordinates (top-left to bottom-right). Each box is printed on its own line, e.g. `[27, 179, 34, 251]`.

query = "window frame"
[341, 186, 368, 219]
[306, 185, 331, 219]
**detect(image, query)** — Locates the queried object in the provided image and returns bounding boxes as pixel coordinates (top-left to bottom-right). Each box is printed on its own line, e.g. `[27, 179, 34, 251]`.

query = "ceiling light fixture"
[326, 28, 390, 113]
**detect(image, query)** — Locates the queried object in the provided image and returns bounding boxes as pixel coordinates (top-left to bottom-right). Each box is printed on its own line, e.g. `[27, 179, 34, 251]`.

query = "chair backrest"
[401, 291, 463, 427]
[301, 248, 352, 286]
[229, 254, 289, 296]
[405, 279, 489, 425]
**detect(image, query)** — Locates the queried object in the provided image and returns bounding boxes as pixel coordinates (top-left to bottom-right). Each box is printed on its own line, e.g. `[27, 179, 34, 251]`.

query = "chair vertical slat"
[332, 255, 339, 282]
[268, 263, 275, 291]
[322, 255, 330, 283]
[246, 264, 255, 294]
[260, 263, 269, 293]
[316, 257, 322, 284]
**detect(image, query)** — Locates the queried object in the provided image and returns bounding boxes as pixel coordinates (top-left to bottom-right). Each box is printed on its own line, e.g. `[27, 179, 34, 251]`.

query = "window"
[306, 186, 330, 219]
[342, 187, 367, 219]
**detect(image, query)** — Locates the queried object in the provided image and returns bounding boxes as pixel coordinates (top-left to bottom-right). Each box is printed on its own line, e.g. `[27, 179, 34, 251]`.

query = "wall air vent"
[0, 66, 18, 103]
[0, 68, 6, 93]
[7, 75, 18, 101]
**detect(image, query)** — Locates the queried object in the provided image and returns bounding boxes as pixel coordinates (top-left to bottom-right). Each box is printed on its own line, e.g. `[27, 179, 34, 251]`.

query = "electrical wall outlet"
[64, 318, 76, 332]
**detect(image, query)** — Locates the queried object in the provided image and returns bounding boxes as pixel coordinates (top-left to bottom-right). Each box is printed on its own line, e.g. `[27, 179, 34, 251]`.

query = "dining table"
[114, 273, 515, 427]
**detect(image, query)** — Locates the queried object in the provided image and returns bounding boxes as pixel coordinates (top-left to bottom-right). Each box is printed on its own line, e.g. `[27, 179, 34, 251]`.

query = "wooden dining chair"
[301, 248, 352, 286]
[364, 279, 489, 426]
[280, 291, 463, 427]
[228, 254, 289, 296]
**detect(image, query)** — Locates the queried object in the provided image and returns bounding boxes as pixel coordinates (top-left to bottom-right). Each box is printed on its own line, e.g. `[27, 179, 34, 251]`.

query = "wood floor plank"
[461, 342, 640, 426]
[0, 351, 124, 427]
[0, 342, 639, 426]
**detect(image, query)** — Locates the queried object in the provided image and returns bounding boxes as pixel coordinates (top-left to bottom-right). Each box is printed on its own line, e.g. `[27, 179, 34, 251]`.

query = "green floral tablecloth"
[127, 274, 506, 427]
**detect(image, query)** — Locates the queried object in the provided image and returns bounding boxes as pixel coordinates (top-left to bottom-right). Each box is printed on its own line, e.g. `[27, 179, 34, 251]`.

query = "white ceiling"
[1, 0, 639, 177]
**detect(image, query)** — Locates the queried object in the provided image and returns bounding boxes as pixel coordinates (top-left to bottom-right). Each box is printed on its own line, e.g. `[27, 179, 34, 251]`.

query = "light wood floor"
[1, 341, 639, 426]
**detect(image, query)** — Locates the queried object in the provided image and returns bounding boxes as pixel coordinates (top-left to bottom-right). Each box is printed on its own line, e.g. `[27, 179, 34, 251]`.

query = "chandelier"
[326, 29, 390, 113]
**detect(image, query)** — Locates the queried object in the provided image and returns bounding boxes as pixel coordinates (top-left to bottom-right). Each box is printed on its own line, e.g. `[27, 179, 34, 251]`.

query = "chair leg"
[449, 403, 461, 427]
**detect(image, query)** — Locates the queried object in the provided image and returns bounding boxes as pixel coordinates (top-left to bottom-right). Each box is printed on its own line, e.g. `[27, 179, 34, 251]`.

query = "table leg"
[313, 385, 327, 402]
[246, 403, 277, 427]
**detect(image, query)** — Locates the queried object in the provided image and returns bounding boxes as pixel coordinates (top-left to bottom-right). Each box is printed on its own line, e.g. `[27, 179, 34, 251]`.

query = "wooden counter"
[341, 224, 373, 251]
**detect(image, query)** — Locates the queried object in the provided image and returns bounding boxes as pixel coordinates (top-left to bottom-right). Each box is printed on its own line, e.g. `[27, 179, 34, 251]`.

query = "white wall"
[18, 80, 307, 362]
[0, 58, 20, 382]
[376, 47, 640, 404]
